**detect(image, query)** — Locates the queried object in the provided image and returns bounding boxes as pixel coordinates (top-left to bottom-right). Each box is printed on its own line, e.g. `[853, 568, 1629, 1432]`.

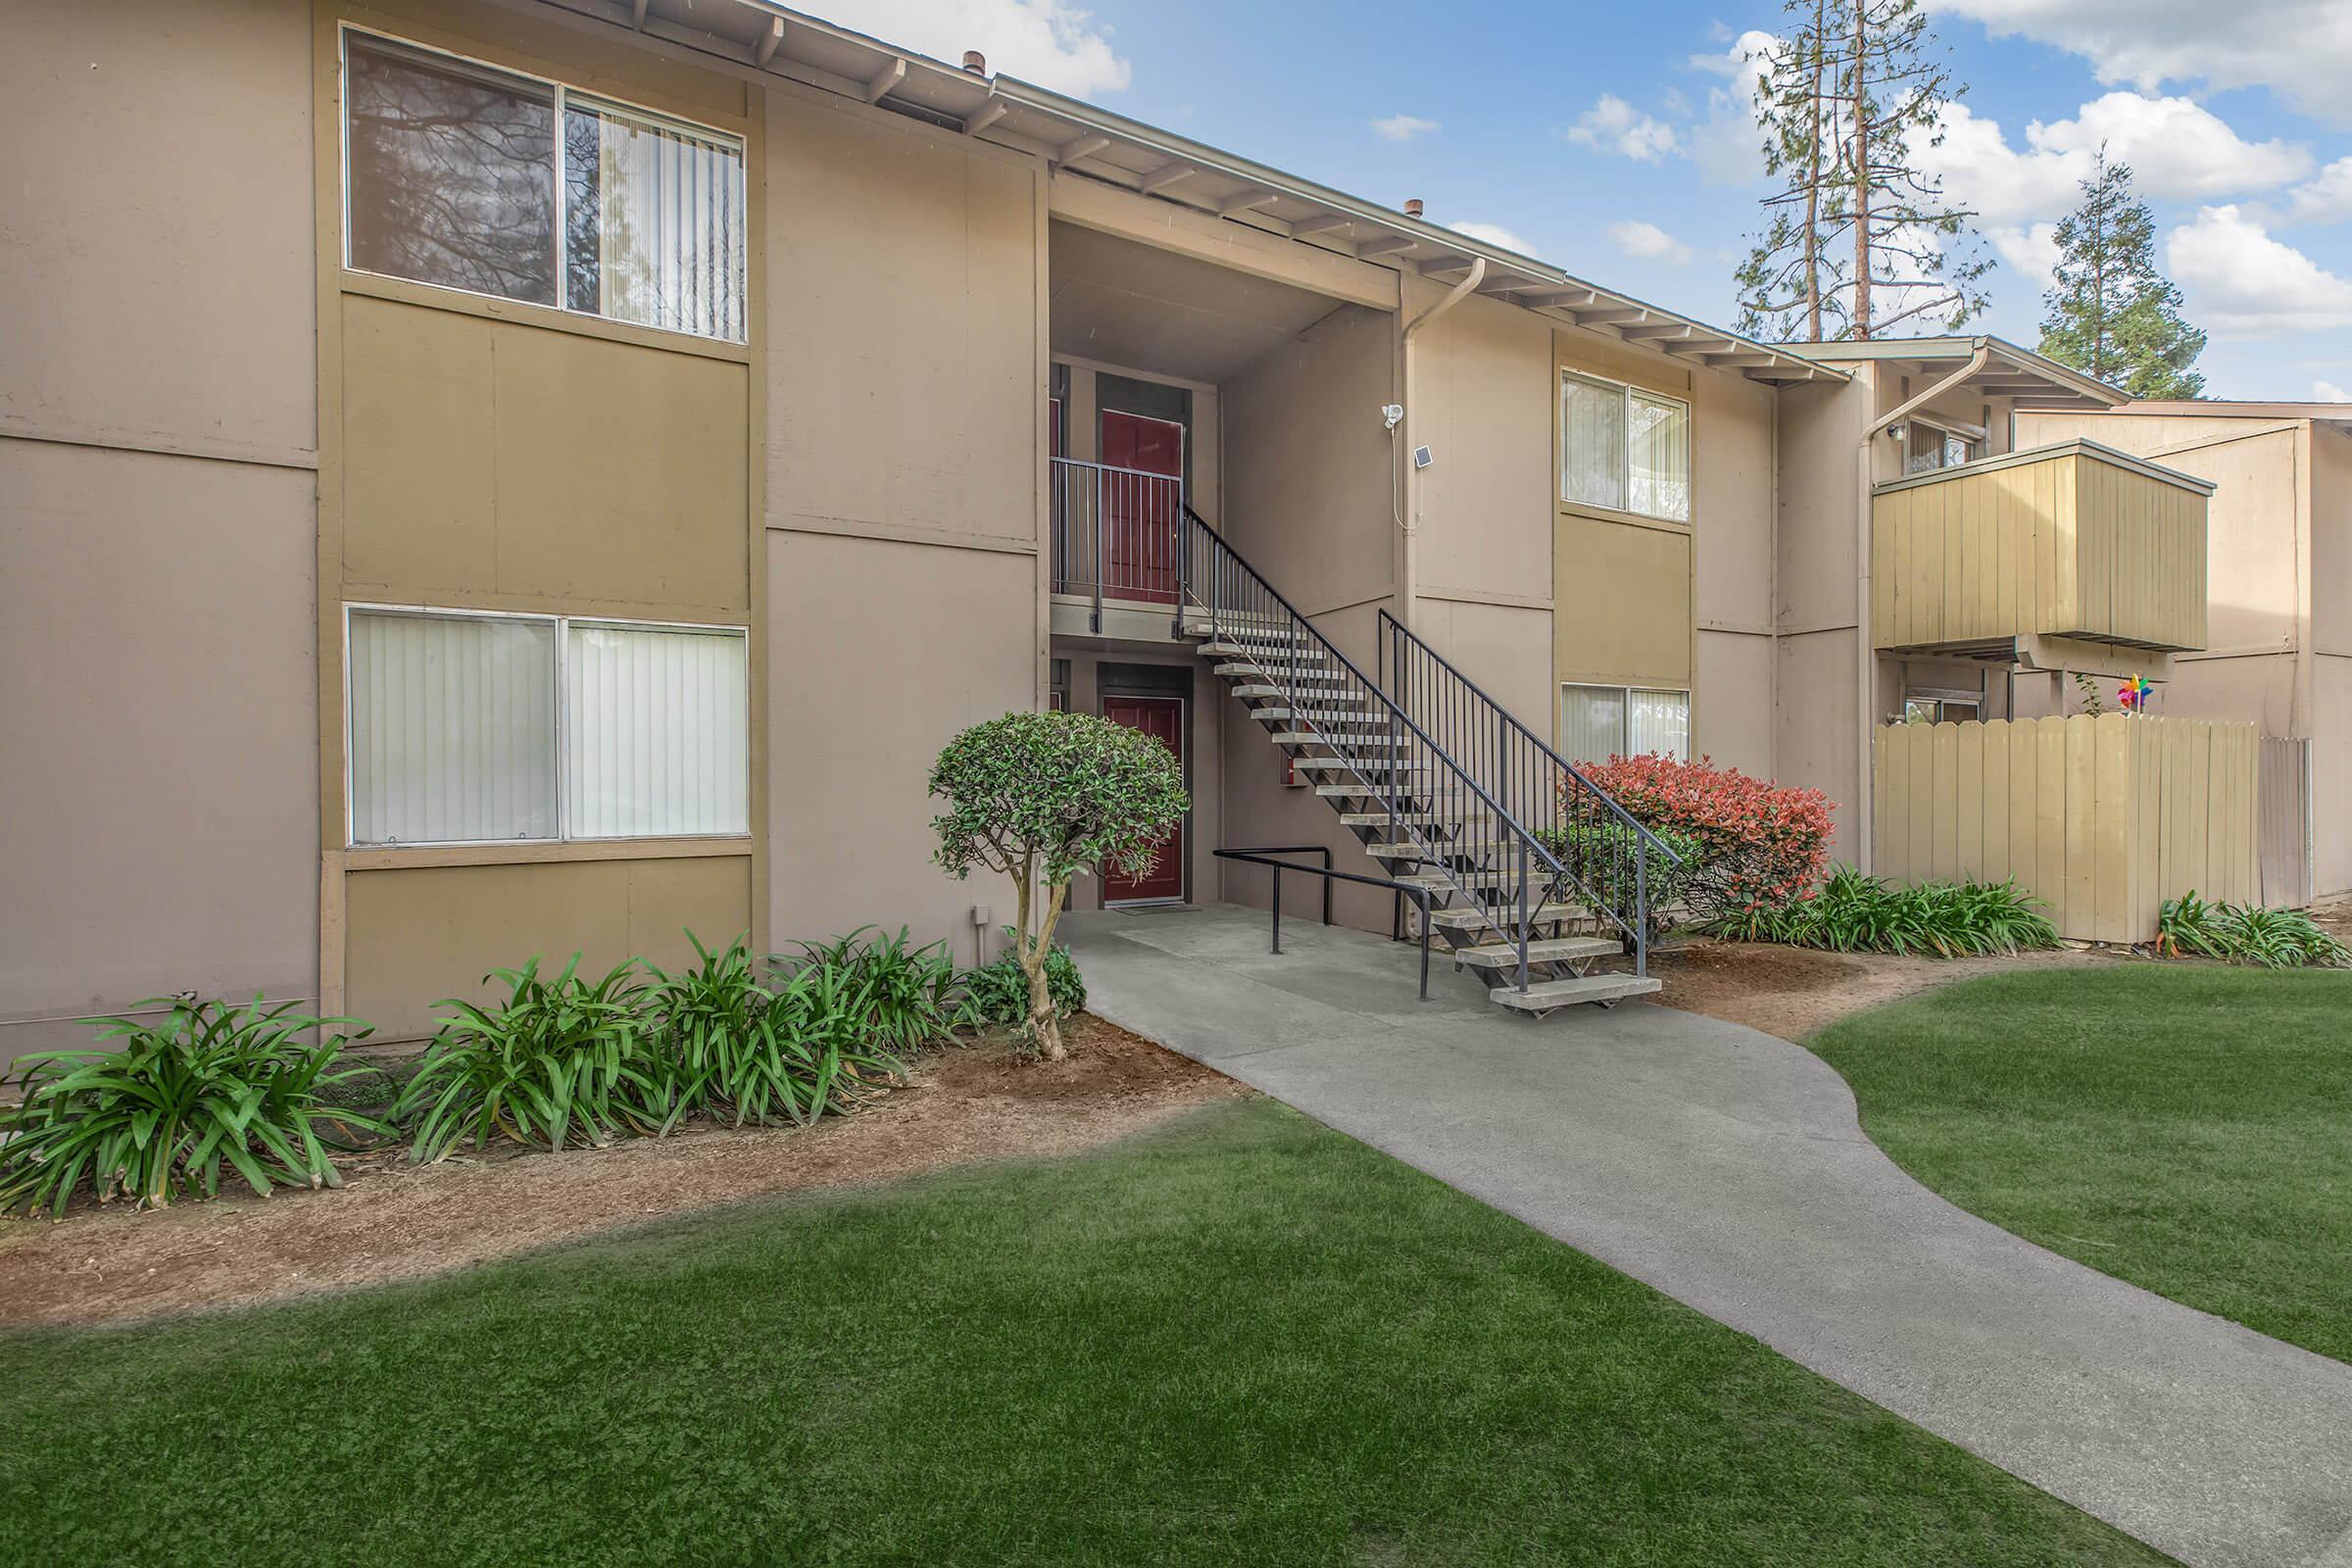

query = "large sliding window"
[343, 31, 746, 343]
[1559, 683, 1691, 766]
[1560, 369, 1690, 523]
[347, 608, 748, 847]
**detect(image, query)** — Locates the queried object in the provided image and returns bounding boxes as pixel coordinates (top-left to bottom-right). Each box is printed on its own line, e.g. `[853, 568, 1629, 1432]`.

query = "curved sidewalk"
[1063, 904, 2352, 1568]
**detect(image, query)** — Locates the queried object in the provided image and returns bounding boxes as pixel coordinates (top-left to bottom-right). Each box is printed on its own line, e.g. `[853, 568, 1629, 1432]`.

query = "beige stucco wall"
[0, 0, 320, 1066]
[762, 80, 1044, 955]
[1773, 374, 1874, 857]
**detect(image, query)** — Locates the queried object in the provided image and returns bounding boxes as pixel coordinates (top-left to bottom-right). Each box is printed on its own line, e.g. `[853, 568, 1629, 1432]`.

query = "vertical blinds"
[347, 610, 747, 846]
[1628, 393, 1690, 522]
[1559, 372, 1627, 513]
[1628, 688, 1691, 760]
[1559, 684, 1692, 765]
[1560, 370, 1691, 524]
[564, 100, 745, 342]
[349, 612, 559, 845]
[565, 623, 749, 838]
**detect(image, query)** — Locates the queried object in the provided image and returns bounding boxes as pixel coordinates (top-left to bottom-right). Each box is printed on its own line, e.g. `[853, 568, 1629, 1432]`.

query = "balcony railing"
[1051, 456, 1184, 632]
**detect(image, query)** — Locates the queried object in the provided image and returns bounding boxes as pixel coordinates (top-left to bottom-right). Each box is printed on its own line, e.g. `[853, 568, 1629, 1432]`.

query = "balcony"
[1051, 455, 1187, 638]
[1872, 439, 2212, 655]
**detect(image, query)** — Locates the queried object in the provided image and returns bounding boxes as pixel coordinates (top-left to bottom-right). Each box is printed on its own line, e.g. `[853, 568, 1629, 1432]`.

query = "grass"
[0, 1101, 2164, 1567]
[1815, 965, 2352, 1365]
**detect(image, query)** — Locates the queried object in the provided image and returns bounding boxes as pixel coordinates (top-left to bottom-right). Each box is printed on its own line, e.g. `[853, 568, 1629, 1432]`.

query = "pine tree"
[2038, 150, 2207, 399]
[1736, 0, 1990, 342]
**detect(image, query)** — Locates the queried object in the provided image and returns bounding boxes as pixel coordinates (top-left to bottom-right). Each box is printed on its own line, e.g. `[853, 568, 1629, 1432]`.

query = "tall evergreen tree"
[2038, 151, 2207, 399]
[1736, 0, 1989, 342]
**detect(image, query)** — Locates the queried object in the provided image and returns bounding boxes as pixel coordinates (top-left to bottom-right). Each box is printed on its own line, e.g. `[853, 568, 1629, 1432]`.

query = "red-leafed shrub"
[1574, 755, 1835, 919]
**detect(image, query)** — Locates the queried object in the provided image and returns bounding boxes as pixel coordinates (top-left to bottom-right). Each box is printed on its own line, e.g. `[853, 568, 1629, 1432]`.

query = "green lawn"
[1815, 965, 2352, 1365]
[0, 1100, 2162, 1567]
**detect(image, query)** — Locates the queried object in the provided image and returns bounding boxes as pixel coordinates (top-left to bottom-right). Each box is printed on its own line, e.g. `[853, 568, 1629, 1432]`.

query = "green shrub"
[399, 956, 659, 1162]
[0, 998, 391, 1216]
[962, 934, 1085, 1027]
[778, 926, 970, 1056]
[2158, 893, 2349, 969]
[1706, 867, 2061, 957]
[641, 931, 913, 1129]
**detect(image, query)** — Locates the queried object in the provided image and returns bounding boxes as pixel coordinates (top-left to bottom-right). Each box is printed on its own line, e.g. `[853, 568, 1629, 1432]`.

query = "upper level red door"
[1102, 694, 1185, 903]
[1099, 410, 1183, 605]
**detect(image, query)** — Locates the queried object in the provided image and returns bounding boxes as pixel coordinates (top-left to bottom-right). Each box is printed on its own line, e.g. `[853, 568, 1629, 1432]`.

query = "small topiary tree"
[929, 710, 1188, 1060]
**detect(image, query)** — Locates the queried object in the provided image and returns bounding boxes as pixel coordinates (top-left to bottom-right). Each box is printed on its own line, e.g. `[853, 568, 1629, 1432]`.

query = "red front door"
[1098, 410, 1183, 604]
[1102, 694, 1186, 903]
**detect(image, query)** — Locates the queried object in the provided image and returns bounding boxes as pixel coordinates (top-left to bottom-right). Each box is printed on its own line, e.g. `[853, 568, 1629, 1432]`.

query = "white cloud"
[1922, 94, 2310, 227]
[818, 0, 1129, 97]
[1986, 221, 2063, 290]
[1449, 220, 1535, 256]
[1928, 0, 2352, 123]
[2313, 378, 2352, 402]
[1372, 114, 1440, 142]
[1565, 95, 1680, 163]
[1606, 220, 1694, 266]
[2167, 205, 2352, 336]
[2288, 157, 2352, 226]
[1686, 30, 1779, 186]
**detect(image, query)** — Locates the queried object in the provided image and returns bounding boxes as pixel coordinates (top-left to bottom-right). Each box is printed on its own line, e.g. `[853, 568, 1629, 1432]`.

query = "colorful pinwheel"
[2118, 673, 2154, 712]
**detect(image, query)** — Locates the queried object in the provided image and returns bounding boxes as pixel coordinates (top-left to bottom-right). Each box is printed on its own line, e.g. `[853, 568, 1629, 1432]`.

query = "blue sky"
[826, 0, 2352, 400]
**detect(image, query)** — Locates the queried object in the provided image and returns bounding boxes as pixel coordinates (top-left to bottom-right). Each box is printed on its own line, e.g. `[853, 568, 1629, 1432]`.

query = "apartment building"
[2, 0, 2230, 1049]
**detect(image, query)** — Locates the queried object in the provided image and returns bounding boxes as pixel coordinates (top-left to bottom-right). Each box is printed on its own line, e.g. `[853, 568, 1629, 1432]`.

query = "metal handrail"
[1181, 506, 1564, 990]
[1213, 848, 1434, 999]
[1050, 455, 1184, 633]
[1376, 607, 1681, 975]
[1375, 609, 1681, 854]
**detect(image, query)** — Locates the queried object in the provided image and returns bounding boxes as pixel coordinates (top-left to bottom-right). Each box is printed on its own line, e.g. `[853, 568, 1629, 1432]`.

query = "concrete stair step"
[1340, 811, 1476, 830]
[1293, 758, 1430, 774]
[1489, 974, 1661, 1013]
[1427, 902, 1584, 931]
[1246, 708, 1385, 724]
[1213, 664, 1349, 684]
[1455, 936, 1623, 968]
[1201, 640, 1334, 661]
[1267, 733, 1408, 748]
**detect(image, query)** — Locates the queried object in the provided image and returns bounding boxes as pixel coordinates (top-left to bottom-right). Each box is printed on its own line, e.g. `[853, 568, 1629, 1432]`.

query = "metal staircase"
[1173, 508, 1682, 1016]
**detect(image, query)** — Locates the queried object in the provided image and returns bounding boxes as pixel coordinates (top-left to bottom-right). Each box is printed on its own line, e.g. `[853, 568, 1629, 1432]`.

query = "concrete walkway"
[1063, 903, 2352, 1568]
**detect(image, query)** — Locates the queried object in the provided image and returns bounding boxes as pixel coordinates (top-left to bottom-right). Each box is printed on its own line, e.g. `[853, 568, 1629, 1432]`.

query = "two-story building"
[2, 0, 2236, 1051]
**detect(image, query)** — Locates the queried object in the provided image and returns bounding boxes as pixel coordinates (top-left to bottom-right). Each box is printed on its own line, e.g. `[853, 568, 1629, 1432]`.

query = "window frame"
[343, 603, 751, 850]
[337, 24, 749, 345]
[1557, 681, 1693, 763]
[1558, 368, 1692, 526]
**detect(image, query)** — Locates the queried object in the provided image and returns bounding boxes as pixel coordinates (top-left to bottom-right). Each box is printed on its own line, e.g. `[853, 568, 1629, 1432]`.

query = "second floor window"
[344, 31, 746, 343]
[1560, 369, 1690, 523]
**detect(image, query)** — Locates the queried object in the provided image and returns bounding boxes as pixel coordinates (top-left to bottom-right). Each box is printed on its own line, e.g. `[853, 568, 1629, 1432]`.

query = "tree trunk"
[1022, 879, 1071, 1061]
[1803, 0, 1826, 341]
[1850, 3, 1872, 339]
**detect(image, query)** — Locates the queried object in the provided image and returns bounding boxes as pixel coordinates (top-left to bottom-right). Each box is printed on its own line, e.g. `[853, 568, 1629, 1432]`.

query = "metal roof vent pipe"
[1404, 198, 1424, 219]
[962, 50, 986, 75]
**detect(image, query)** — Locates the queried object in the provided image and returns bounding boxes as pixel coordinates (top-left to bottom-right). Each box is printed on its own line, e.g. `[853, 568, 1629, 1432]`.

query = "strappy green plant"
[783, 926, 970, 1056]
[398, 956, 655, 1162]
[2159, 893, 2349, 969]
[0, 997, 390, 1217]
[1707, 868, 2060, 956]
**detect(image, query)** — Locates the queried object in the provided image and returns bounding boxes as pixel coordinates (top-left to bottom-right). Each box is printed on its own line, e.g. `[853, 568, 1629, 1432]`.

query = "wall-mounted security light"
[1886, 423, 1907, 443]
[1381, 403, 1404, 430]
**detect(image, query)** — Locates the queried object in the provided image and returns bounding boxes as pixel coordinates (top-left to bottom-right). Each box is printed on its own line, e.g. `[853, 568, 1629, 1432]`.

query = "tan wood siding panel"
[1870, 714, 2258, 942]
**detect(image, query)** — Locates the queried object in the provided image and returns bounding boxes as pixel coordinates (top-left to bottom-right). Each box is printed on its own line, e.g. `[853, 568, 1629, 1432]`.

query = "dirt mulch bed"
[1641, 937, 2123, 1043]
[0, 1013, 1247, 1331]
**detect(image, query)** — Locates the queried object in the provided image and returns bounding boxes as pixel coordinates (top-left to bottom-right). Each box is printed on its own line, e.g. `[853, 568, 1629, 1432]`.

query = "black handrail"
[1213, 849, 1434, 1000]
[1376, 608, 1681, 975]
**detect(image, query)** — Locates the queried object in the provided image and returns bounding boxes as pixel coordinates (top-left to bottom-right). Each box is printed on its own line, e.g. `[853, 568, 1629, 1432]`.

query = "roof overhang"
[1786, 335, 2122, 408]
[515, 0, 1847, 388]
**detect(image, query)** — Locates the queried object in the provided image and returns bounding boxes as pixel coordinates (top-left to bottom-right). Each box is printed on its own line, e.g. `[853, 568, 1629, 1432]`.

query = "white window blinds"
[1628, 393, 1691, 522]
[1628, 688, 1691, 760]
[565, 623, 749, 838]
[1559, 684, 1629, 766]
[1559, 372, 1627, 513]
[563, 99, 746, 343]
[348, 611, 559, 845]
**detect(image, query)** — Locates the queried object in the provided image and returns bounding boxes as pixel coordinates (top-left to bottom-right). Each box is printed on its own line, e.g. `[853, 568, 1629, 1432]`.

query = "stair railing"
[1179, 507, 1561, 991]
[1376, 609, 1682, 976]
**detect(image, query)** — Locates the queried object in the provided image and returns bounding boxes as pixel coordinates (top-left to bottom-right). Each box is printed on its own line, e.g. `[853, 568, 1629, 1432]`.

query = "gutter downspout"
[1396, 258, 1486, 626]
[1852, 336, 1990, 871]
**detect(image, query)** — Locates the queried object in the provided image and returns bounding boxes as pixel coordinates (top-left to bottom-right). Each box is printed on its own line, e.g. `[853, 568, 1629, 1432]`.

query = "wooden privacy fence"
[2258, 735, 2313, 909]
[1873, 714, 2258, 945]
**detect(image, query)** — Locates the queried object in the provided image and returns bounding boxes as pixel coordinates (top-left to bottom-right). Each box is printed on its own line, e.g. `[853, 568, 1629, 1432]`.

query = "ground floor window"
[1559, 683, 1690, 765]
[347, 606, 748, 847]
[1903, 697, 1980, 724]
